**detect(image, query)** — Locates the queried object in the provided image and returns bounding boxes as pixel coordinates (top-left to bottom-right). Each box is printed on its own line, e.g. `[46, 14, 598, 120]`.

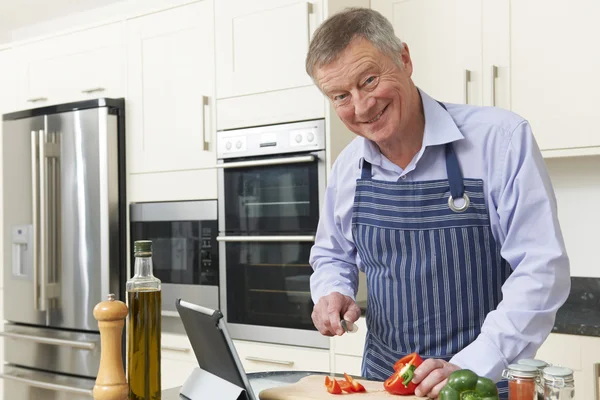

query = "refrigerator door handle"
[38, 131, 48, 312]
[0, 330, 96, 350]
[31, 130, 40, 311]
[0, 372, 93, 396]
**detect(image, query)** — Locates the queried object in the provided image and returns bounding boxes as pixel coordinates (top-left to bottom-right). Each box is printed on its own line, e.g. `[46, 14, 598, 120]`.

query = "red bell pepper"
[343, 373, 366, 393]
[337, 379, 353, 393]
[324, 376, 342, 394]
[385, 353, 424, 395]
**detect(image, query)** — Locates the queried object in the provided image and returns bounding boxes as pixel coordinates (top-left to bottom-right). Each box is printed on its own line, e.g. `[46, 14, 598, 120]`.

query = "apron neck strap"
[361, 159, 372, 179]
[436, 101, 465, 199]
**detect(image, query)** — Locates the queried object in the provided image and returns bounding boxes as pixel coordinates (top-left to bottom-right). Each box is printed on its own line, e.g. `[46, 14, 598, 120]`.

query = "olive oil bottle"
[127, 240, 162, 400]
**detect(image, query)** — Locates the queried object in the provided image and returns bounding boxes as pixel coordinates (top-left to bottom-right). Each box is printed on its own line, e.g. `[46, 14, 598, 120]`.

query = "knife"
[341, 319, 358, 334]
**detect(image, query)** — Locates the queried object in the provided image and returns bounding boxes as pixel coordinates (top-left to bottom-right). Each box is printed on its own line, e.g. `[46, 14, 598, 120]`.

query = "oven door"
[218, 152, 324, 235]
[217, 236, 329, 349]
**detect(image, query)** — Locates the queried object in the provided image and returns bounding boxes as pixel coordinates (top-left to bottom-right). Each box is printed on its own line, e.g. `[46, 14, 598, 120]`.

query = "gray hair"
[305, 7, 404, 79]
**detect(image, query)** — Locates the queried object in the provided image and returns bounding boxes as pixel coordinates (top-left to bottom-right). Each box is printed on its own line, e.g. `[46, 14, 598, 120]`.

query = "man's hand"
[311, 292, 361, 336]
[412, 358, 460, 399]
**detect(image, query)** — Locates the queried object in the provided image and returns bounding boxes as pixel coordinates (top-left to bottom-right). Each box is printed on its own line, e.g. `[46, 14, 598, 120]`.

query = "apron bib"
[351, 108, 512, 396]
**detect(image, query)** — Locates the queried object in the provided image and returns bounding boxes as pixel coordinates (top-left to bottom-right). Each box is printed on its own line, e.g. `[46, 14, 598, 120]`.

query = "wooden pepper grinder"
[93, 293, 129, 400]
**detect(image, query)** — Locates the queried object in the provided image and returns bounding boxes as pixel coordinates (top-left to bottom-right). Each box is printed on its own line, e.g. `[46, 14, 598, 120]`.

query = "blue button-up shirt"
[309, 88, 571, 381]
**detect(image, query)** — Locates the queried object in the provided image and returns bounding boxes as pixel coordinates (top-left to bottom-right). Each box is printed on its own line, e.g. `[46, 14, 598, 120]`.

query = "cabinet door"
[14, 23, 124, 109]
[126, 1, 216, 174]
[215, 0, 321, 99]
[510, 0, 600, 151]
[233, 340, 330, 373]
[371, 0, 483, 105]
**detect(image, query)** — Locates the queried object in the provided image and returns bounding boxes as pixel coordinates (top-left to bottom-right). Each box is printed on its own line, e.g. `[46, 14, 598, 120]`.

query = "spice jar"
[503, 363, 538, 400]
[542, 366, 575, 400]
[518, 359, 549, 400]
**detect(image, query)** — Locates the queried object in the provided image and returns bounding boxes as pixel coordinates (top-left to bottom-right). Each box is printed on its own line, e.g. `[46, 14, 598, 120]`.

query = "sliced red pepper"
[385, 353, 424, 395]
[337, 379, 353, 393]
[324, 376, 342, 394]
[343, 372, 366, 392]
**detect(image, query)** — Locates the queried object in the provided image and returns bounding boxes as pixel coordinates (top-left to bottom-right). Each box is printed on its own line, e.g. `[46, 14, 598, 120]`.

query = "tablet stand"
[179, 368, 248, 400]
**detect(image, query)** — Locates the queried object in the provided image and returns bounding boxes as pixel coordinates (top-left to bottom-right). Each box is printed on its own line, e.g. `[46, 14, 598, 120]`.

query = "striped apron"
[352, 117, 512, 396]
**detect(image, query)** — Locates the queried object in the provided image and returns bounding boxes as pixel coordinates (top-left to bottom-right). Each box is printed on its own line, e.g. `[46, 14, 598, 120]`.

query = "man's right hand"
[311, 292, 361, 336]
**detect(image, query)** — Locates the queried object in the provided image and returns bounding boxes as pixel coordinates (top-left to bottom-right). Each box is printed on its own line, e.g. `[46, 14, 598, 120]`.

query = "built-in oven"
[129, 200, 219, 334]
[217, 119, 328, 349]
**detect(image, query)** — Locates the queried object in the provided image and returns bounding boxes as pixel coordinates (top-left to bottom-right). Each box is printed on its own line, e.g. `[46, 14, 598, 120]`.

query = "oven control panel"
[217, 119, 325, 159]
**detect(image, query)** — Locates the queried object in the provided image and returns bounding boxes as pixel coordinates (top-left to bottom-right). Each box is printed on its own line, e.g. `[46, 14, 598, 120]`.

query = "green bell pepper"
[439, 369, 499, 400]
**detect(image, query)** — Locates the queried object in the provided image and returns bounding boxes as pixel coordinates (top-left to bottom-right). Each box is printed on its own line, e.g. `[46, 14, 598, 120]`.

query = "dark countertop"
[357, 277, 600, 337]
[551, 277, 600, 337]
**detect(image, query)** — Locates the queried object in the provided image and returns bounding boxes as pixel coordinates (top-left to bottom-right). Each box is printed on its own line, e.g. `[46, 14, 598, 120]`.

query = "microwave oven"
[130, 200, 219, 334]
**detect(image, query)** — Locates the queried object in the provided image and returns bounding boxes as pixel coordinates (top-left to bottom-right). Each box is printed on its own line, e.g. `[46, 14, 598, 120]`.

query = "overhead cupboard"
[371, 0, 600, 157]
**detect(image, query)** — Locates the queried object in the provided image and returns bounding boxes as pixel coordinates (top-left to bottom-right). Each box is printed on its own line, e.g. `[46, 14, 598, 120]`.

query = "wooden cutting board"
[258, 375, 423, 399]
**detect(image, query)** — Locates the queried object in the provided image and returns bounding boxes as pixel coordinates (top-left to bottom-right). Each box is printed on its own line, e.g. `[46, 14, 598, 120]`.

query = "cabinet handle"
[203, 96, 210, 151]
[464, 69, 471, 104]
[161, 310, 180, 318]
[161, 345, 191, 353]
[491, 65, 498, 107]
[245, 356, 294, 366]
[81, 87, 105, 94]
[27, 97, 47, 103]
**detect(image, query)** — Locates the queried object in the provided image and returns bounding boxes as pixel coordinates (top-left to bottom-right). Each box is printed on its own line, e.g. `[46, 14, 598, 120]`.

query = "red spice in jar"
[508, 377, 536, 400]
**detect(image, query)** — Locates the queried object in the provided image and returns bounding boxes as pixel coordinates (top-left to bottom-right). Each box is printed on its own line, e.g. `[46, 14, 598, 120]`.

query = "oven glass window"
[223, 159, 320, 234]
[225, 241, 315, 330]
[130, 220, 218, 286]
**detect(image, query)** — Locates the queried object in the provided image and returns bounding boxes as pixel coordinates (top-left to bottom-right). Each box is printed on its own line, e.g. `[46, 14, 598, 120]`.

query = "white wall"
[546, 156, 600, 278]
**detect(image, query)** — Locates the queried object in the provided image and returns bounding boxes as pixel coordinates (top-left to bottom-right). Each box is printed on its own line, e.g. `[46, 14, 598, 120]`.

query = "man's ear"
[400, 43, 413, 76]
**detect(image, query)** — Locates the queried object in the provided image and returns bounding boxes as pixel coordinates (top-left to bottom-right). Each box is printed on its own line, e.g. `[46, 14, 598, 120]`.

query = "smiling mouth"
[365, 105, 388, 124]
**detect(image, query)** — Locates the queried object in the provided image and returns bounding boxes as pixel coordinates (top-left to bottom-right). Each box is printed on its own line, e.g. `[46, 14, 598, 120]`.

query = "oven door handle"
[217, 235, 315, 242]
[217, 155, 315, 169]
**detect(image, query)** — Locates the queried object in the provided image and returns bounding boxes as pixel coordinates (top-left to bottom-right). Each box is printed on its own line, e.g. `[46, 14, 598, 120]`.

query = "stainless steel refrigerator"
[0, 99, 127, 399]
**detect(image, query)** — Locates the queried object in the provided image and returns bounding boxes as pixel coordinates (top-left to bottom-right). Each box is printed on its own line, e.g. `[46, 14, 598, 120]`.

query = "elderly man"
[306, 7, 570, 399]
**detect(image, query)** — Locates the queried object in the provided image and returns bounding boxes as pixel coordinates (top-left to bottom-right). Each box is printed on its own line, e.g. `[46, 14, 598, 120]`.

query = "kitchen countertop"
[358, 277, 600, 337]
[161, 371, 333, 400]
[552, 277, 600, 337]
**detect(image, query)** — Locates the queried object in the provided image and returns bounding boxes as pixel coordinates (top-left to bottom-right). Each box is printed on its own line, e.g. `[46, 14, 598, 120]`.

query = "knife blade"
[341, 319, 358, 334]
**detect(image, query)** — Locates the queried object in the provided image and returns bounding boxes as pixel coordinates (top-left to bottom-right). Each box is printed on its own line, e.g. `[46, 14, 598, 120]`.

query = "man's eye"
[364, 76, 376, 85]
[334, 93, 348, 101]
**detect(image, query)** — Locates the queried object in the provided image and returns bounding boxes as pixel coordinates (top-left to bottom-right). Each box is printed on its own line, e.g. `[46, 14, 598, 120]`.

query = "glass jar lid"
[518, 359, 549, 369]
[543, 366, 574, 380]
[503, 363, 538, 379]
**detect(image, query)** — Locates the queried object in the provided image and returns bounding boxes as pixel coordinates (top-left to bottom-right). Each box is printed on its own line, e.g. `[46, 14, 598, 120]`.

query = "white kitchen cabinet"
[331, 317, 366, 375]
[215, 0, 320, 99]
[534, 333, 591, 400]
[371, 0, 483, 106]
[126, 1, 218, 202]
[13, 23, 125, 110]
[372, 0, 600, 155]
[126, 1, 216, 175]
[161, 333, 198, 390]
[214, 0, 325, 130]
[233, 340, 330, 373]
[508, 0, 600, 153]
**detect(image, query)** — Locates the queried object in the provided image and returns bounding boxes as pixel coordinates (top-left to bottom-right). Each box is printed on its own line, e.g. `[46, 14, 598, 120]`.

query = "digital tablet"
[175, 299, 257, 400]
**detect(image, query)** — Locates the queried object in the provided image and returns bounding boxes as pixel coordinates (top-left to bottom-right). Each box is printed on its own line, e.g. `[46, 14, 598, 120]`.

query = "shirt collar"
[358, 88, 464, 167]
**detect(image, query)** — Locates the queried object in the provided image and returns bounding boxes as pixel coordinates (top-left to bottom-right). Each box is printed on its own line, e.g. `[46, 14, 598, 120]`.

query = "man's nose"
[354, 94, 376, 120]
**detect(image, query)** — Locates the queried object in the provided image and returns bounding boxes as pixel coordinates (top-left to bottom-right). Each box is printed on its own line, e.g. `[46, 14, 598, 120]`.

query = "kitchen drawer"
[161, 333, 196, 363]
[161, 358, 197, 391]
[332, 317, 367, 357]
[333, 355, 363, 376]
[233, 340, 330, 373]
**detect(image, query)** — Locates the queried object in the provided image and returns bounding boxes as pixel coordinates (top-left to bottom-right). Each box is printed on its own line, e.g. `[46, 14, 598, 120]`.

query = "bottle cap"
[134, 240, 152, 256]
[502, 363, 538, 379]
[518, 359, 549, 369]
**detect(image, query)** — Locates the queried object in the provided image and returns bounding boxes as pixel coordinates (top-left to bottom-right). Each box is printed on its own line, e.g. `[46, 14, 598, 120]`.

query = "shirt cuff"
[449, 333, 508, 382]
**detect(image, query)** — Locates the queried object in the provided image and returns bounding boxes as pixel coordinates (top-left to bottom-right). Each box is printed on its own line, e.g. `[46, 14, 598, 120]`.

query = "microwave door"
[2, 115, 48, 326]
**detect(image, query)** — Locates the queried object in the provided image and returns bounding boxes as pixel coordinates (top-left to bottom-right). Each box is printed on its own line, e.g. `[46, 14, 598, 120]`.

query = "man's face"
[314, 38, 418, 146]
